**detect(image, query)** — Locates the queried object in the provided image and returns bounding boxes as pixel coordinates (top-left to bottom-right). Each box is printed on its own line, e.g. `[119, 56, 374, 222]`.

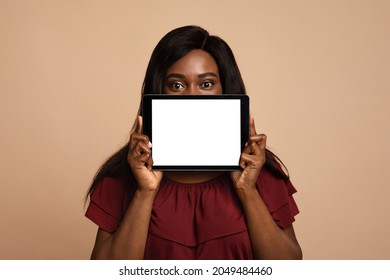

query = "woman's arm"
[90, 116, 163, 259]
[231, 116, 302, 259]
[91, 189, 157, 259]
[235, 187, 302, 259]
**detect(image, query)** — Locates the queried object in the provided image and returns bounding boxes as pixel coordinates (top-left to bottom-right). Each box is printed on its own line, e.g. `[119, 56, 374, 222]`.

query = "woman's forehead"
[166, 49, 219, 76]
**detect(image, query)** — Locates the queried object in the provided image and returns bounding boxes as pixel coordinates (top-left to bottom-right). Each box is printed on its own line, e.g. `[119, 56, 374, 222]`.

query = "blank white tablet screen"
[152, 99, 241, 166]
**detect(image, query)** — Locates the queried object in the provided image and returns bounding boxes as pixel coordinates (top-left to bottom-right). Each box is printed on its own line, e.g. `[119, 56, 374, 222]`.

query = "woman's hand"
[231, 115, 266, 192]
[127, 116, 163, 192]
[91, 116, 163, 260]
[230, 116, 302, 259]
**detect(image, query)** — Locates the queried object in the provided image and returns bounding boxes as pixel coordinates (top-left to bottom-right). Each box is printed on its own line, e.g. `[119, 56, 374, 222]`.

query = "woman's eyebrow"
[198, 72, 218, 78]
[165, 73, 185, 79]
[165, 72, 218, 79]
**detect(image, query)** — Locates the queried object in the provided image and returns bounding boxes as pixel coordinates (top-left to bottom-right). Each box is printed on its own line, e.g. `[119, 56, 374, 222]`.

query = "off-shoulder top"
[85, 167, 299, 259]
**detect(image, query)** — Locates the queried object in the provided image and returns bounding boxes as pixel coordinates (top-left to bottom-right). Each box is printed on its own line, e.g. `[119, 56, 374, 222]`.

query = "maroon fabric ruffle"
[85, 168, 299, 259]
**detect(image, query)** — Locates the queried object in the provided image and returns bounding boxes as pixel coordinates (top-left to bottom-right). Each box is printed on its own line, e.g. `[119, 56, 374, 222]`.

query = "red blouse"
[85, 167, 299, 259]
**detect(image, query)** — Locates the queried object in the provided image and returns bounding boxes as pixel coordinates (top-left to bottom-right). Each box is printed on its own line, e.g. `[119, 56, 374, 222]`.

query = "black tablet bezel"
[142, 94, 249, 170]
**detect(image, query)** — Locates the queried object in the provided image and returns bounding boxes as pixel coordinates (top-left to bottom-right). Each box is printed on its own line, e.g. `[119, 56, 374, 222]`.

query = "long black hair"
[86, 25, 288, 198]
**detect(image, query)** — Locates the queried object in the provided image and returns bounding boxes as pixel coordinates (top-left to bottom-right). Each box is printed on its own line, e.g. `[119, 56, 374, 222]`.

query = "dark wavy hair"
[86, 25, 288, 198]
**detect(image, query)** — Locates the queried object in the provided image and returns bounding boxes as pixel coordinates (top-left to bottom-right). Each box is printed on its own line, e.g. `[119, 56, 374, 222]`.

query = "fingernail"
[148, 141, 152, 148]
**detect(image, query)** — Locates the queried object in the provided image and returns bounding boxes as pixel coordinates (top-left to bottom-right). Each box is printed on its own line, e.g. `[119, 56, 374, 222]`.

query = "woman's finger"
[132, 152, 151, 167]
[131, 148, 155, 171]
[249, 115, 257, 136]
[239, 153, 264, 169]
[137, 115, 143, 134]
[242, 134, 267, 156]
[133, 140, 151, 157]
[145, 155, 154, 171]
[248, 134, 267, 149]
[129, 133, 150, 150]
[242, 140, 258, 155]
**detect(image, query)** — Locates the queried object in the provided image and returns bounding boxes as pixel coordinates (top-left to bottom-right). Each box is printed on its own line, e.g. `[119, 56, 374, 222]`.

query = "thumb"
[249, 114, 257, 136]
[137, 116, 143, 134]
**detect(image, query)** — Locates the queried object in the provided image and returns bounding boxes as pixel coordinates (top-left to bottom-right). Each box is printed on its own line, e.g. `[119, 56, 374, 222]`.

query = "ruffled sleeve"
[85, 176, 135, 233]
[256, 167, 299, 229]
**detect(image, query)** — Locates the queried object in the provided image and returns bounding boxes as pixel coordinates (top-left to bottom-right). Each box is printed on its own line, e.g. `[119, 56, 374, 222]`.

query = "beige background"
[1, 0, 389, 259]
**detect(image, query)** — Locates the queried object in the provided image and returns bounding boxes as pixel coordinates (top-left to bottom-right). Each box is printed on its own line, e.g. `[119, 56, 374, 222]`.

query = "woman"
[85, 25, 302, 260]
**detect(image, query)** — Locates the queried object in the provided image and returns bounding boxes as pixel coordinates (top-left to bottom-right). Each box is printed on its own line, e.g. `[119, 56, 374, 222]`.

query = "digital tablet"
[142, 94, 249, 170]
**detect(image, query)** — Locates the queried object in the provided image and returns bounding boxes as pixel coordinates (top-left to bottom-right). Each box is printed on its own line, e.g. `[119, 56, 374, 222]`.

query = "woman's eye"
[171, 82, 184, 90]
[200, 81, 214, 89]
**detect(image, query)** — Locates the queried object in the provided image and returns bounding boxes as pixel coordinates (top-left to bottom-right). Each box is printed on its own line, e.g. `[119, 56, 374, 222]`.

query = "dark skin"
[90, 49, 302, 259]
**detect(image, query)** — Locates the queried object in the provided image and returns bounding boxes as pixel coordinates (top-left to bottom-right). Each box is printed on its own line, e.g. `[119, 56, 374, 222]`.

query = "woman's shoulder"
[257, 165, 299, 228]
[89, 172, 136, 202]
[258, 164, 296, 193]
